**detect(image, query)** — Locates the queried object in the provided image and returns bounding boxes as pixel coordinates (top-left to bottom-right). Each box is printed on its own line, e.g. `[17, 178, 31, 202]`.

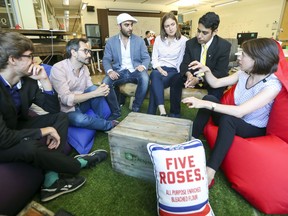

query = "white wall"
[108, 16, 161, 38]
[182, 0, 285, 39]
[81, 0, 177, 35]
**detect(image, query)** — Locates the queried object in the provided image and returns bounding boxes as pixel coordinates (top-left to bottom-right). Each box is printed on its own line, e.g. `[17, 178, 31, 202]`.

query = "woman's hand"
[182, 96, 204, 109]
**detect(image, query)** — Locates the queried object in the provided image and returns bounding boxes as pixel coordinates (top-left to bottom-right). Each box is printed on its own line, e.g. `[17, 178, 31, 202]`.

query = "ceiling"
[46, 0, 236, 32]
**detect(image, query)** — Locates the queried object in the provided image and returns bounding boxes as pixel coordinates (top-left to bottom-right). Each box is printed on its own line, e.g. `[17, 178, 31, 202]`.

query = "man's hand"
[28, 64, 48, 80]
[91, 83, 110, 97]
[135, 65, 145, 72]
[184, 72, 199, 88]
[40, 127, 61, 149]
[108, 71, 120, 80]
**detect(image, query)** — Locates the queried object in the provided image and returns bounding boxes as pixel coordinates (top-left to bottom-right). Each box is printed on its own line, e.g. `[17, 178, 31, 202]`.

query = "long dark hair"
[242, 38, 279, 75]
[160, 12, 182, 41]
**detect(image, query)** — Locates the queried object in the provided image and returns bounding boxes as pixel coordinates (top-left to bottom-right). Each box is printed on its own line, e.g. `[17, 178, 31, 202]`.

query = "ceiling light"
[63, 0, 69, 6]
[81, 2, 88, 10]
[181, 9, 197, 15]
[211, 0, 240, 8]
[108, 8, 161, 13]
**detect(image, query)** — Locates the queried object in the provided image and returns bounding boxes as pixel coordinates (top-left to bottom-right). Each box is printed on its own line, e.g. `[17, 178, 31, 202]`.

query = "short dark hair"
[198, 12, 220, 32]
[0, 32, 34, 70]
[145, 31, 150, 35]
[65, 38, 88, 59]
[160, 12, 181, 41]
[242, 38, 279, 75]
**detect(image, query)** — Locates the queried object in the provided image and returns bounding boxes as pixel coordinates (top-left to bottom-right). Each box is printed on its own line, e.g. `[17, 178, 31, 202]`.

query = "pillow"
[147, 139, 214, 216]
[67, 109, 96, 154]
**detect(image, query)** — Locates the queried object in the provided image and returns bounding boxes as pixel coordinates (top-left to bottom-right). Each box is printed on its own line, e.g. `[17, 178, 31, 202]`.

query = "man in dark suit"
[0, 32, 107, 202]
[170, 12, 231, 117]
[144, 30, 151, 47]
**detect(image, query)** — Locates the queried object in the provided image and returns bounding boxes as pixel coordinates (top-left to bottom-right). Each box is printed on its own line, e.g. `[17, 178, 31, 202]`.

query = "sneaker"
[41, 176, 86, 202]
[74, 149, 108, 168]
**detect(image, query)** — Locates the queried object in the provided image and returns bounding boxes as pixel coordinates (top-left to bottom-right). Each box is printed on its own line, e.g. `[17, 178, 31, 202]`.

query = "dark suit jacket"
[144, 38, 149, 47]
[0, 77, 60, 149]
[180, 35, 231, 98]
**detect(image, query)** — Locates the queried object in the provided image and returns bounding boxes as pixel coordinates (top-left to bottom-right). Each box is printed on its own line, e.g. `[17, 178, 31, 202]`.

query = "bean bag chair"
[0, 163, 44, 216]
[203, 41, 288, 214]
[67, 100, 111, 154]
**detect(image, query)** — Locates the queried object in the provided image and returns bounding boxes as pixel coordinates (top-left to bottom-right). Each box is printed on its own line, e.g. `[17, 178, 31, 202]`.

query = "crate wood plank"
[108, 112, 193, 181]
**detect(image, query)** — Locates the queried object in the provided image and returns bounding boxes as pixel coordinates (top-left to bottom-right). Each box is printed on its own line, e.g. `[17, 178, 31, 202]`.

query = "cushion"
[67, 109, 97, 154]
[147, 140, 214, 216]
[0, 163, 44, 215]
[68, 98, 112, 154]
[204, 122, 288, 214]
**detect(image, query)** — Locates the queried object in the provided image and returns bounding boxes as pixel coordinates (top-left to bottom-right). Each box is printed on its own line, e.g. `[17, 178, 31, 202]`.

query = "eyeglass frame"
[20, 54, 34, 60]
[77, 48, 92, 55]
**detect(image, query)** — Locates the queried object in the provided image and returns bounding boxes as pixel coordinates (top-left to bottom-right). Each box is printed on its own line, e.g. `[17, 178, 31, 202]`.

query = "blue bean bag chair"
[203, 42, 288, 214]
[67, 100, 111, 154]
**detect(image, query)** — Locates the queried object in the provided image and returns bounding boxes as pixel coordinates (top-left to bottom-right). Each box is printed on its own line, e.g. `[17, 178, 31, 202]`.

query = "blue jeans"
[102, 69, 149, 113]
[67, 85, 113, 131]
[147, 67, 179, 115]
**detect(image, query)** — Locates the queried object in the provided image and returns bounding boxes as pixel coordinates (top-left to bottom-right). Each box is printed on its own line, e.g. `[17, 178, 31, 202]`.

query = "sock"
[44, 171, 59, 188]
[77, 158, 88, 168]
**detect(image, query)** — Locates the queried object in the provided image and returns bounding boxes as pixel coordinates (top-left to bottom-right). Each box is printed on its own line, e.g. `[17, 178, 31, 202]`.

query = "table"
[91, 48, 103, 73]
[108, 112, 193, 181]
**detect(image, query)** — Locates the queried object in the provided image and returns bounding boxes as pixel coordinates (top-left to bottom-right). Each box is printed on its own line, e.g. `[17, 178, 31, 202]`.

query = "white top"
[151, 35, 188, 72]
[119, 36, 134, 72]
[234, 71, 282, 127]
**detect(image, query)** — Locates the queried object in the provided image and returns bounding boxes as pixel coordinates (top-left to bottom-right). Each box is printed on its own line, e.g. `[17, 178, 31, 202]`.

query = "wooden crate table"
[108, 112, 193, 181]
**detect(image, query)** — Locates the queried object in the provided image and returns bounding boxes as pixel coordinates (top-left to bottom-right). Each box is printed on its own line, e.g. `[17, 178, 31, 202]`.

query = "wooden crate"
[108, 112, 193, 181]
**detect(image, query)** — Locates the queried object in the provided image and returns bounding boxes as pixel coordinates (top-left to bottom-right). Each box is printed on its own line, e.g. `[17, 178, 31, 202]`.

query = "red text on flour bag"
[159, 156, 202, 184]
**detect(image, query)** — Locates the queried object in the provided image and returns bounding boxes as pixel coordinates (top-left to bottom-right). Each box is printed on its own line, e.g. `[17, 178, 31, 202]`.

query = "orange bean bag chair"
[203, 41, 288, 214]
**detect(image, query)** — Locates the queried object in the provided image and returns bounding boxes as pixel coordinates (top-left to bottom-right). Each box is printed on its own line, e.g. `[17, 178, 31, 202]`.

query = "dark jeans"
[102, 69, 149, 113]
[147, 67, 179, 114]
[193, 95, 266, 171]
[67, 85, 113, 131]
[0, 113, 81, 175]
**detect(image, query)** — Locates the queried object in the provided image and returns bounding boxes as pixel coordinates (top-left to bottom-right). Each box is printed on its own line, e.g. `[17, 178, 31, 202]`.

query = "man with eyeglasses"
[170, 12, 231, 117]
[0, 32, 108, 203]
[50, 38, 118, 132]
[102, 13, 150, 118]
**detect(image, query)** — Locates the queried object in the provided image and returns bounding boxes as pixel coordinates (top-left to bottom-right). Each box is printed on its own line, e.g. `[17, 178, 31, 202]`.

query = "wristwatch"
[211, 103, 216, 111]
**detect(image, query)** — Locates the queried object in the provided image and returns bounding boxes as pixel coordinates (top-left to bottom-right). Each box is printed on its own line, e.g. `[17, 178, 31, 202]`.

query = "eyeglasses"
[78, 49, 92, 55]
[20, 54, 34, 60]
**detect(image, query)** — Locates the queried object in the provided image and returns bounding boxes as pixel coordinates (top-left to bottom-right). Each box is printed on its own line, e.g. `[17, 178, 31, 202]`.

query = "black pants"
[0, 112, 81, 175]
[192, 95, 266, 171]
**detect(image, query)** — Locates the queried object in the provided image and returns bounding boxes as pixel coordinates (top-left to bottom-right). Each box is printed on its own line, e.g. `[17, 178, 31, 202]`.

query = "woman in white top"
[182, 38, 282, 188]
[147, 12, 187, 116]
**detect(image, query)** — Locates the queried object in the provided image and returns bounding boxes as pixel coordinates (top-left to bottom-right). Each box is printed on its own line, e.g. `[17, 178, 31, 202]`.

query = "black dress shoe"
[160, 114, 168, 117]
[107, 113, 121, 121]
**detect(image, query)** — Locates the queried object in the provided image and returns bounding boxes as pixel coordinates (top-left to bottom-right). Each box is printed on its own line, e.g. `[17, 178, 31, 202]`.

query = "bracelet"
[211, 103, 216, 111]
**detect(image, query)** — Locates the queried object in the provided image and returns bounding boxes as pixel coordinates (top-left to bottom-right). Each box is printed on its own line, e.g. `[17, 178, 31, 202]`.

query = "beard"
[78, 57, 91, 65]
[120, 28, 132, 38]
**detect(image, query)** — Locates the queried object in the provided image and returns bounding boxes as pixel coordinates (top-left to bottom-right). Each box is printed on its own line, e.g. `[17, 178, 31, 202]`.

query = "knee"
[102, 76, 113, 86]
[203, 95, 218, 102]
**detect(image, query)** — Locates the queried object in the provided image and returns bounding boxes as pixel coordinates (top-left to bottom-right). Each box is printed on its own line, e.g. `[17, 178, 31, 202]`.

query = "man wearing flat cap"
[102, 13, 150, 119]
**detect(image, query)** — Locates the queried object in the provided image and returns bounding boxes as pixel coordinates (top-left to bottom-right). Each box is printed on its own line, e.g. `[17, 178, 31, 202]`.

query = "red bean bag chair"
[203, 41, 288, 214]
